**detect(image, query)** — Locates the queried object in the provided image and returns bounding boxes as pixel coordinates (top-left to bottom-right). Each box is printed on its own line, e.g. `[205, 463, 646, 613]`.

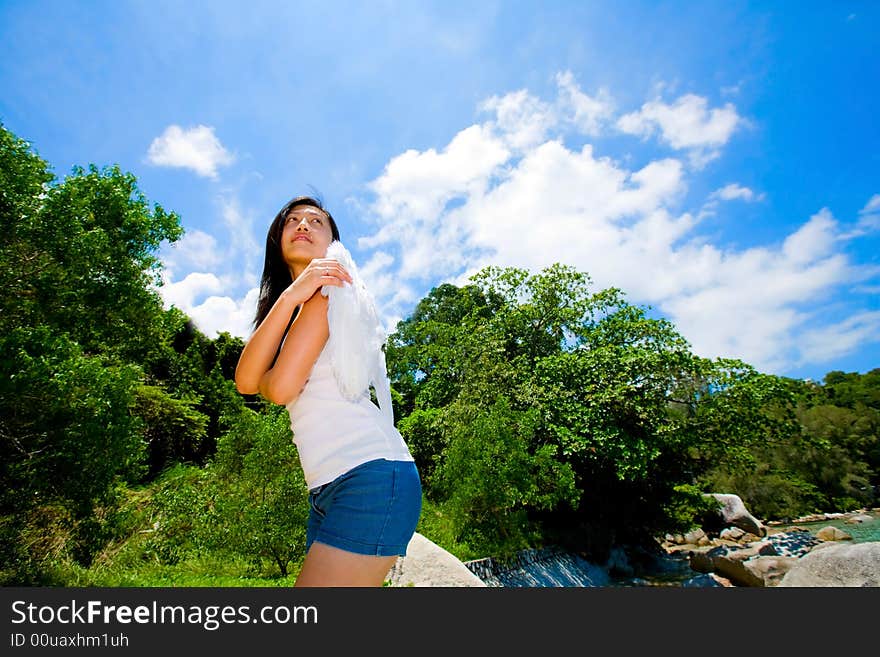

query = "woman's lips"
[293, 235, 312, 242]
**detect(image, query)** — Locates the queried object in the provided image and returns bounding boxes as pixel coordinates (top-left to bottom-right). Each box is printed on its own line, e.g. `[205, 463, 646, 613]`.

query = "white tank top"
[286, 343, 414, 490]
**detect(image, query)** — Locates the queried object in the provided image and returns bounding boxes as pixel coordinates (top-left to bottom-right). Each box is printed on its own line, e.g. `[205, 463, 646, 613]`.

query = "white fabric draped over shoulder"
[320, 240, 394, 427]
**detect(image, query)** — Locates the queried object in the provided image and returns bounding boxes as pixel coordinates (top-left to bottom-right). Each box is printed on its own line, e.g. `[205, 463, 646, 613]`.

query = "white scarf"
[320, 241, 394, 426]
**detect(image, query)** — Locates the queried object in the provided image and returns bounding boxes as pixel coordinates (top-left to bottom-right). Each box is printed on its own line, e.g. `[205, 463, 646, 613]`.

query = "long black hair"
[252, 195, 341, 331]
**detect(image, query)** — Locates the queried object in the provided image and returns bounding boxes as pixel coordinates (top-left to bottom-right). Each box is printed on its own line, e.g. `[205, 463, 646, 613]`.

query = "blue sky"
[2, 0, 878, 382]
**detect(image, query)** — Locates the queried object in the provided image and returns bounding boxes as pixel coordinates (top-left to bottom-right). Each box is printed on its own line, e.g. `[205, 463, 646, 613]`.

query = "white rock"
[777, 541, 880, 587]
[386, 533, 487, 587]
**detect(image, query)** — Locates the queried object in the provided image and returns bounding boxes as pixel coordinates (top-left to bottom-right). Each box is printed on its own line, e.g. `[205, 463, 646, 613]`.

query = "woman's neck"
[289, 258, 309, 280]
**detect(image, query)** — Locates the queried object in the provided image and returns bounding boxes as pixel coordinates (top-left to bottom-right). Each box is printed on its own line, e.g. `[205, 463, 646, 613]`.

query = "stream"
[465, 509, 880, 587]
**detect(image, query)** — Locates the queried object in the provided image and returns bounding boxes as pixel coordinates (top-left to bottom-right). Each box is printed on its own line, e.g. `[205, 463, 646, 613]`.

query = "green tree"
[386, 263, 803, 558]
[387, 282, 502, 415]
[436, 396, 577, 556]
[0, 327, 144, 582]
[0, 122, 184, 582]
[208, 407, 309, 576]
[823, 369, 880, 409]
[700, 372, 879, 519]
[131, 384, 210, 479]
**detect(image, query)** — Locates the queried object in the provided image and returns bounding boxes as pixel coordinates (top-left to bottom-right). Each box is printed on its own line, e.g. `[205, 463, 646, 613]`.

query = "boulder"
[686, 533, 815, 586]
[696, 545, 797, 587]
[720, 527, 746, 541]
[703, 493, 766, 537]
[681, 573, 729, 587]
[386, 533, 487, 587]
[845, 514, 874, 525]
[684, 528, 707, 545]
[738, 555, 799, 587]
[815, 526, 852, 541]
[777, 541, 880, 587]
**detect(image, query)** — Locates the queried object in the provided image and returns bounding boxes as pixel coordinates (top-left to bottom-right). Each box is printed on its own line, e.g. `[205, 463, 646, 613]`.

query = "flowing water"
[464, 509, 880, 587]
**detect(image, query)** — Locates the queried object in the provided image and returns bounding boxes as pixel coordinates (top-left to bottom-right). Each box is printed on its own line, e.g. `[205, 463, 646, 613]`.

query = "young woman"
[234, 196, 421, 587]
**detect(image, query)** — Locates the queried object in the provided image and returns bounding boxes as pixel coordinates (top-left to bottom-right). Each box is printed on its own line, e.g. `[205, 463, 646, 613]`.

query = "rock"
[741, 556, 799, 586]
[757, 542, 779, 556]
[386, 533, 486, 587]
[845, 514, 874, 524]
[703, 493, 766, 537]
[709, 573, 734, 587]
[686, 533, 817, 586]
[815, 526, 853, 541]
[720, 527, 745, 541]
[688, 543, 756, 574]
[777, 541, 880, 587]
[700, 548, 798, 587]
[688, 550, 715, 573]
[710, 553, 764, 587]
[681, 573, 727, 587]
[684, 528, 707, 545]
[808, 541, 840, 553]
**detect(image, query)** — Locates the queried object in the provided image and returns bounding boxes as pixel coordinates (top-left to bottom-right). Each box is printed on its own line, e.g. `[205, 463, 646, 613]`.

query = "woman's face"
[280, 204, 334, 274]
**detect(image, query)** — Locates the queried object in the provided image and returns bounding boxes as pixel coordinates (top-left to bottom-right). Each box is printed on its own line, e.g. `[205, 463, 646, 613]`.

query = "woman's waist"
[291, 413, 406, 454]
[289, 394, 389, 429]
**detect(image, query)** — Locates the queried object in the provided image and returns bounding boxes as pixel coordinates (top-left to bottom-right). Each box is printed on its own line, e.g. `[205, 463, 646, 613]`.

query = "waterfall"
[464, 546, 612, 587]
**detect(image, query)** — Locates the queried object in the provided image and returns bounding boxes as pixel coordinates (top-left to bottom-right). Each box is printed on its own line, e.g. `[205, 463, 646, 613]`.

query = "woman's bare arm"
[234, 289, 301, 395]
[257, 293, 329, 405]
[234, 257, 351, 401]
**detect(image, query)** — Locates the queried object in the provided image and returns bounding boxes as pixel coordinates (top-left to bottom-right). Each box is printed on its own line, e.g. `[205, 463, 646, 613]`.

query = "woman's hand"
[283, 257, 353, 307]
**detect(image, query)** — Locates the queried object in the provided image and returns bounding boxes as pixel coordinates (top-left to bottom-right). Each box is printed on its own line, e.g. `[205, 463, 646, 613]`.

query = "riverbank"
[631, 506, 880, 587]
[445, 506, 880, 587]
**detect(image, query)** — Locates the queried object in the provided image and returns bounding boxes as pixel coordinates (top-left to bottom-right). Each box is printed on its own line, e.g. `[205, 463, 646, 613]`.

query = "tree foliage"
[0, 326, 144, 582]
[0, 122, 253, 583]
[386, 263, 849, 557]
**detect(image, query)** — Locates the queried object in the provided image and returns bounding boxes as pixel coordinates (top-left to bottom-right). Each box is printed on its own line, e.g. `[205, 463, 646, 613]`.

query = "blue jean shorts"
[306, 459, 422, 557]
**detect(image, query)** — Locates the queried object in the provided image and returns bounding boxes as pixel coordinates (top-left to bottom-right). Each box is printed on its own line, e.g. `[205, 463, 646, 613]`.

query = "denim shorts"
[306, 459, 422, 557]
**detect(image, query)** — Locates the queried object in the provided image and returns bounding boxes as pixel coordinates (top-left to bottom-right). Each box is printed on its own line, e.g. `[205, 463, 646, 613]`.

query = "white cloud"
[356, 73, 877, 375]
[184, 287, 260, 340]
[156, 190, 263, 339]
[159, 271, 224, 310]
[156, 268, 258, 340]
[798, 311, 880, 366]
[616, 93, 742, 167]
[782, 209, 837, 265]
[838, 193, 880, 239]
[146, 124, 234, 179]
[555, 71, 614, 137]
[710, 183, 764, 202]
[859, 194, 880, 216]
[480, 89, 556, 151]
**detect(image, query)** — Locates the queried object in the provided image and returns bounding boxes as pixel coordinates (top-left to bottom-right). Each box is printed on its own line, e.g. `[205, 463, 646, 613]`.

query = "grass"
[61, 556, 301, 587]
